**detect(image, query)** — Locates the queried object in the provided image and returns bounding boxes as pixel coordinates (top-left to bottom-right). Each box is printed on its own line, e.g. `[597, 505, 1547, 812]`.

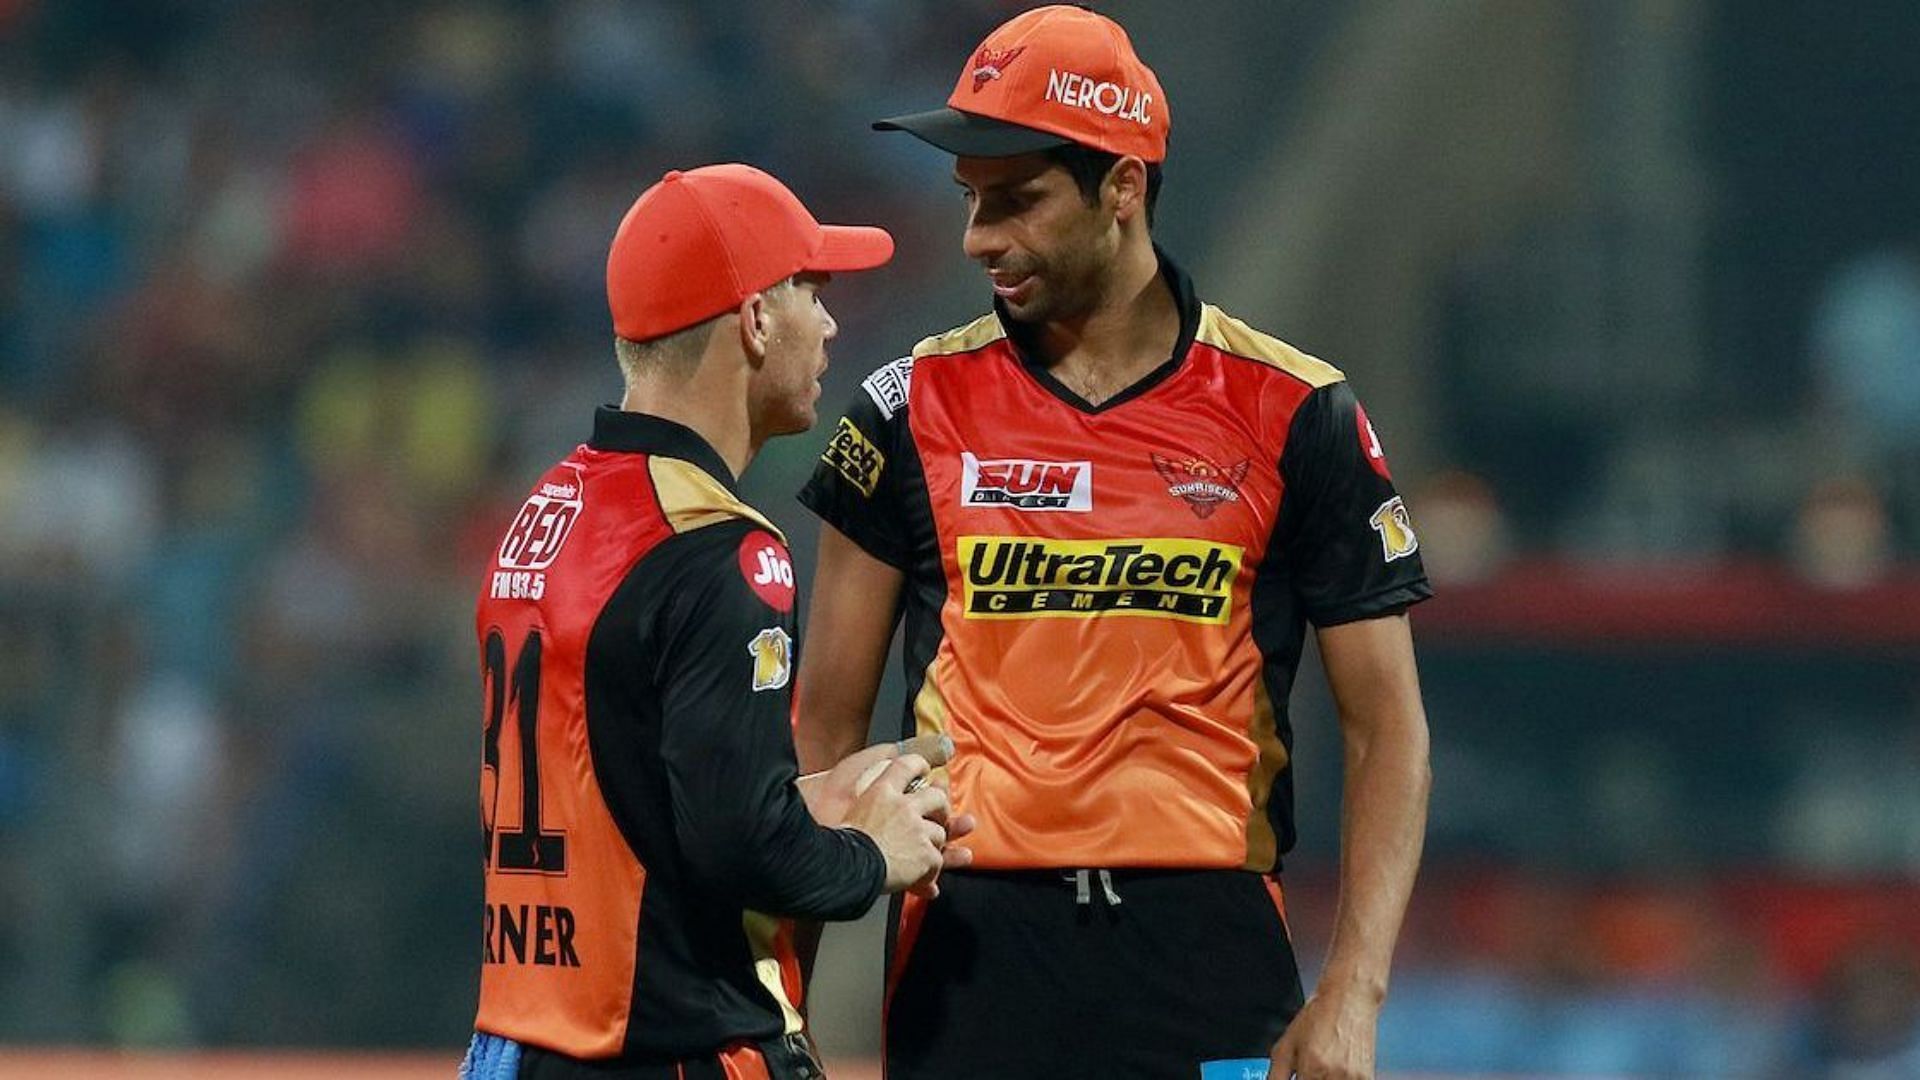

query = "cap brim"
[809, 224, 895, 272]
[872, 108, 1073, 157]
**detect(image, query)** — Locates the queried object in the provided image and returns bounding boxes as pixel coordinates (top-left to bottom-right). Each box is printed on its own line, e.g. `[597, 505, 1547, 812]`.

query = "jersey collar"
[589, 406, 739, 494]
[994, 244, 1201, 414]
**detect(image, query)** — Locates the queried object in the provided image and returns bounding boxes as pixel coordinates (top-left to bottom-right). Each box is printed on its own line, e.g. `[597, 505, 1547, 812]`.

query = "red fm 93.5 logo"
[498, 479, 583, 571]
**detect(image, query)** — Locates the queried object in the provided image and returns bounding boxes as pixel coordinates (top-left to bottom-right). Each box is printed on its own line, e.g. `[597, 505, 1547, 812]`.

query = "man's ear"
[1106, 156, 1148, 224]
[737, 291, 771, 364]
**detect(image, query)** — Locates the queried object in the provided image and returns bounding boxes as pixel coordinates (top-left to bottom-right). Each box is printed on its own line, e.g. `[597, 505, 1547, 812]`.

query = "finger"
[945, 811, 977, 840]
[852, 757, 893, 795]
[908, 784, 951, 822]
[896, 734, 955, 768]
[920, 818, 949, 847]
[883, 753, 931, 791]
[941, 843, 973, 871]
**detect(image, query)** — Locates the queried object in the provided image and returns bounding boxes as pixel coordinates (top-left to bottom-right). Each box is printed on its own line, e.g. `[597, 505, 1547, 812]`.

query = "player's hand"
[798, 734, 954, 826]
[909, 808, 975, 898]
[841, 754, 958, 893]
[1268, 984, 1379, 1080]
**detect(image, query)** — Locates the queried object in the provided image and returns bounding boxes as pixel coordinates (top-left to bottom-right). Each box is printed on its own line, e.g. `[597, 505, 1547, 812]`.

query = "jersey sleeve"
[650, 521, 886, 921]
[1277, 381, 1434, 626]
[797, 358, 913, 569]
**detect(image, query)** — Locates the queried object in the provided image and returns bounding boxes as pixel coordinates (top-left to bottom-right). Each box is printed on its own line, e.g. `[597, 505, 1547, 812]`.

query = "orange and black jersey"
[800, 250, 1431, 873]
[473, 408, 883, 1065]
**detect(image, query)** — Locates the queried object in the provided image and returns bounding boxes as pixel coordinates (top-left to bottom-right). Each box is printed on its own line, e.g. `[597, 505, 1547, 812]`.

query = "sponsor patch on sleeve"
[820, 416, 885, 497]
[1356, 402, 1392, 481]
[747, 627, 793, 692]
[737, 530, 795, 613]
[861, 356, 914, 420]
[1369, 496, 1419, 562]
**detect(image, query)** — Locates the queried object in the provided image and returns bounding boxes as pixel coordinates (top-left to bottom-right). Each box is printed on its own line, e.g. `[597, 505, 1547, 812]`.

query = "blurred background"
[2, 0, 1918, 1076]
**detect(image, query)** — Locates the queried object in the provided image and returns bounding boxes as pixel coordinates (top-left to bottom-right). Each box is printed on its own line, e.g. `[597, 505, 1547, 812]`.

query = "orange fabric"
[475, 451, 669, 1058]
[943, 5, 1169, 161]
[908, 341, 1310, 869]
[606, 165, 892, 341]
[1263, 875, 1289, 930]
[772, 919, 806, 1015]
[717, 1044, 772, 1080]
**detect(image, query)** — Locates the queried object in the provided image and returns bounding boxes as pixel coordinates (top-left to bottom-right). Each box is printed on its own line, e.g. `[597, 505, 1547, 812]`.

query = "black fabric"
[585, 518, 883, 1061]
[1271, 381, 1433, 627]
[872, 107, 1075, 157]
[796, 367, 948, 746]
[997, 245, 1201, 414]
[887, 870, 1305, 1079]
[590, 406, 739, 494]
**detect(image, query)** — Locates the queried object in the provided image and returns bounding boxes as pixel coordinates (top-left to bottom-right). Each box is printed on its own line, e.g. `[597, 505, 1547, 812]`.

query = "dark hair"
[1044, 144, 1163, 227]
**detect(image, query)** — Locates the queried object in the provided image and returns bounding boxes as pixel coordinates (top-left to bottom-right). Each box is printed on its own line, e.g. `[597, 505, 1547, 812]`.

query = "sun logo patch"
[747, 627, 792, 692]
[1369, 496, 1419, 562]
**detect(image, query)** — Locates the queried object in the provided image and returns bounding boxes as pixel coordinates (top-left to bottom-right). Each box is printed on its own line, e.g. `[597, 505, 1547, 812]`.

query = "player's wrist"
[1312, 967, 1389, 1008]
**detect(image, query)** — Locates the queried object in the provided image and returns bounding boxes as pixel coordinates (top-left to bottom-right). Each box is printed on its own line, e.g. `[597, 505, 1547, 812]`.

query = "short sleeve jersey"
[800, 252, 1431, 872]
[473, 408, 884, 1063]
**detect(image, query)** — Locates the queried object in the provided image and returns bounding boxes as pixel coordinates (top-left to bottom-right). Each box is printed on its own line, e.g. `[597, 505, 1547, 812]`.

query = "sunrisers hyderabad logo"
[959, 536, 1242, 624]
[971, 45, 1026, 91]
[1151, 454, 1250, 520]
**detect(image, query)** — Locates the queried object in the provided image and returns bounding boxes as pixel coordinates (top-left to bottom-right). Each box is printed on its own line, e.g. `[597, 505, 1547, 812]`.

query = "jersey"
[799, 251, 1431, 872]
[473, 407, 884, 1064]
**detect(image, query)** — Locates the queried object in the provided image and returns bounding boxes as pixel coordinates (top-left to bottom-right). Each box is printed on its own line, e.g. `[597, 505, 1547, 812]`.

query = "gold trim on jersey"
[912, 313, 1006, 359]
[741, 911, 805, 1035]
[649, 457, 785, 539]
[911, 659, 951, 743]
[1195, 305, 1345, 389]
[1242, 676, 1290, 870]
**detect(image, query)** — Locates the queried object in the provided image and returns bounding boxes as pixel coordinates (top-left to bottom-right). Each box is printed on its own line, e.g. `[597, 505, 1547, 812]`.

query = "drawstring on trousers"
[1064, 868, 1123, 906]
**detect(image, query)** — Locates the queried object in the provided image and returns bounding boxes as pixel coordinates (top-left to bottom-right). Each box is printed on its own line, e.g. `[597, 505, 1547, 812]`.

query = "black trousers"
[885, 869, 1305, 1079]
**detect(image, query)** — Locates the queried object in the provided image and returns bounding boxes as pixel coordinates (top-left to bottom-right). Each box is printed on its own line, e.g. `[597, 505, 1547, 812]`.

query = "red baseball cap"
[606, 163, 895, 342]
[874, 5, 1169, 163]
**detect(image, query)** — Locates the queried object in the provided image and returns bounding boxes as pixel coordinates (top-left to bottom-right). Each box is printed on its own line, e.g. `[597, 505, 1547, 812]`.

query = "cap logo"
[970, 45, 1026, 92]
[1044, 68, 1153, 125]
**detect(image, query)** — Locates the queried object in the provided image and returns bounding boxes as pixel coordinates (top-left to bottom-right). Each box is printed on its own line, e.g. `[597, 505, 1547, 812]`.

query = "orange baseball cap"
[606, 163, 895, 342]
[874, 5, 1169, 163]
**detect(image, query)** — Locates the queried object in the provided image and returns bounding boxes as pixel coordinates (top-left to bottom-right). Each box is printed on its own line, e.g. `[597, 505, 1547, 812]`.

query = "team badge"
[737, 531, 795, 613]
[971, 46, 1026, 92]
[747, 627, 792, 692]
[1151, 453, 1250, 520]
[1369, 496, 1419, 562]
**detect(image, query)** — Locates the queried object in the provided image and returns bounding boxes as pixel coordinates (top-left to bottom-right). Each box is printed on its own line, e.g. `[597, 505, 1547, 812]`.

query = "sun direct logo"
[961, 453, 1092, 512]
[959, 536, 1242, 624]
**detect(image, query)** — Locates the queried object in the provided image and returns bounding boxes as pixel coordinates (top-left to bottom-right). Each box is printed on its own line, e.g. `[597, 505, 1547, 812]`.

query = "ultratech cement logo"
[961, 453, 1092, 512]
[959, 536, 1242, 624]
[821, 417, 884, 497]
